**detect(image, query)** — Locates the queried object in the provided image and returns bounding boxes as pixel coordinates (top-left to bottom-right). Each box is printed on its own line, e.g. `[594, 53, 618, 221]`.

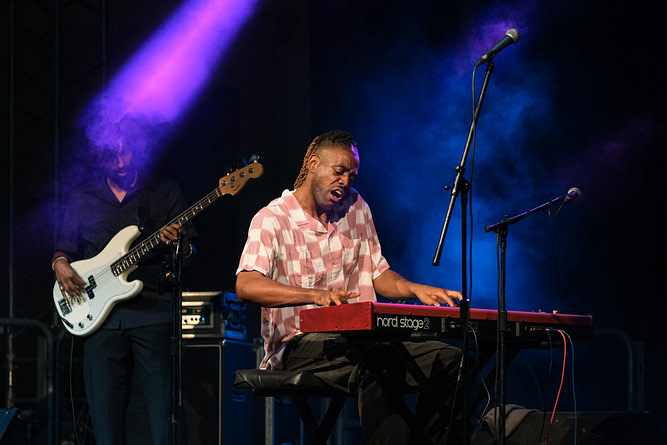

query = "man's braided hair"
[293, 130, 358, 189]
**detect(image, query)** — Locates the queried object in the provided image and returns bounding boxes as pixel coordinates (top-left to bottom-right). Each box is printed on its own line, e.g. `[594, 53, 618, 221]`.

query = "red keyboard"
[300, 302, 594, 342]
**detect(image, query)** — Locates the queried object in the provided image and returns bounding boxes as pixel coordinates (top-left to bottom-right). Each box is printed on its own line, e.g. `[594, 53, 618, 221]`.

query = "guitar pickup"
[86, 275, 97, 299]
[58, 298, 72, 316]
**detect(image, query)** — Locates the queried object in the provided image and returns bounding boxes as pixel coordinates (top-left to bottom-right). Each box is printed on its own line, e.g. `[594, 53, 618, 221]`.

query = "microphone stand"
[433, 60, 495, 445]
[168, 233, 184, 445]
[483, 194, 569, 445]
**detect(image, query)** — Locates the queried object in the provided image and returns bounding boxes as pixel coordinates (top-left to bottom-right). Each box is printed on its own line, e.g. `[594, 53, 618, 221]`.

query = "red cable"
[545, 329, 567, 445]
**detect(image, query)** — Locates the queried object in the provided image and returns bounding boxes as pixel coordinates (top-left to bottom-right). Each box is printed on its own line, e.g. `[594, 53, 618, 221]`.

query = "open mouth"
[331, 189, 344, 201]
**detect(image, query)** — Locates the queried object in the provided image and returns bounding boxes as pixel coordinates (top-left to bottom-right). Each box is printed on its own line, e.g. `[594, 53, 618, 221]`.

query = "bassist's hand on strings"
[53, 256, 87, 304]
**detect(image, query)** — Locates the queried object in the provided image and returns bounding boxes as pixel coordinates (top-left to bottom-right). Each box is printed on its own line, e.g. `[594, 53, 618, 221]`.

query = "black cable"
[68, 335, 83, 445]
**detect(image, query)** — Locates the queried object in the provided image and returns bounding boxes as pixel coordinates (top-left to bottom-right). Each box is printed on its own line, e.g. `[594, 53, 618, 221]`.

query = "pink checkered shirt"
[237, 188, 390, 369]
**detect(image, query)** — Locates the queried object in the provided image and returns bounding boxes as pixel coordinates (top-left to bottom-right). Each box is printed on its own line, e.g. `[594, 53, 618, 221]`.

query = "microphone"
[563, 187, 582, 203]
[476, 28, 520, 66]
[484, 186, 582, 232]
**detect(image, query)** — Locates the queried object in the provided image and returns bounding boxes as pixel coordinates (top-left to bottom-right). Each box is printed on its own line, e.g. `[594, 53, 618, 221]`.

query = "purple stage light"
[82, 0, 258, 159]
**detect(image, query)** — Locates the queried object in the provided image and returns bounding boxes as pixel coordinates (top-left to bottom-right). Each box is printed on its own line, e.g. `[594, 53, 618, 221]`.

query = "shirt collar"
[281, 189, 314, 228]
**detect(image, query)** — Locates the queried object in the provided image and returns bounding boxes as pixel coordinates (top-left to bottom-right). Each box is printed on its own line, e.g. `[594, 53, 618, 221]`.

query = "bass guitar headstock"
[218, 156, 264, 196]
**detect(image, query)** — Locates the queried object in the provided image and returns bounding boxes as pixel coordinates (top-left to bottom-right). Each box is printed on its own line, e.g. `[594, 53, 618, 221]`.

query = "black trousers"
[83, 323, 171, 445]
[282, 333, 463, 445]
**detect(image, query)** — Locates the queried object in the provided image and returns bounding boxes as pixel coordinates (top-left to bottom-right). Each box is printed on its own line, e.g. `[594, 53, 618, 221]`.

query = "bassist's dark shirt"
[54, 172, 197, 329]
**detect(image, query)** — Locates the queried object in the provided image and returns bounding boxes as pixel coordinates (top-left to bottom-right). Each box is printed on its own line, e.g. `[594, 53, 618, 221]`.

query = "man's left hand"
[160, 223, 192, 256]
[409, 283, 462, 307]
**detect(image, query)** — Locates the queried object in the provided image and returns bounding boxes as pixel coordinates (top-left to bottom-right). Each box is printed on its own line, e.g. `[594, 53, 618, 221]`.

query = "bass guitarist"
[52, 125, 196, 445]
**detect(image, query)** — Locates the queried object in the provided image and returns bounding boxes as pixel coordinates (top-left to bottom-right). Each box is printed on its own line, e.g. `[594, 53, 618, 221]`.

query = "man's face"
[104, 141, 137, 189]
[310, 144, 359, 211]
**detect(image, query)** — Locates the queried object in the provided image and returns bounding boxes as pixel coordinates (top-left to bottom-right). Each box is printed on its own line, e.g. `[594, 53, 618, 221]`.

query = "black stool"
[233, 369, 353, 445]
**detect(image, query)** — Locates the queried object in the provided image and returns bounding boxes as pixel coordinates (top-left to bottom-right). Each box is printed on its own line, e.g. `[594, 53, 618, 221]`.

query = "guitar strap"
[136, 204, 149, 232]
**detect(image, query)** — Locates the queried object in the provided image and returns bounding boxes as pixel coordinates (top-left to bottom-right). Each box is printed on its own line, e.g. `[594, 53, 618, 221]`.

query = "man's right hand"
[313, 290, 359, 307]
[54, 260, 87, 301]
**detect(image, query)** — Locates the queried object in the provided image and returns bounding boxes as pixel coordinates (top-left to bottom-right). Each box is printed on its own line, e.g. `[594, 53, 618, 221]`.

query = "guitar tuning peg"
[223, 167, 233, 175]
[248, 154, 260, 163]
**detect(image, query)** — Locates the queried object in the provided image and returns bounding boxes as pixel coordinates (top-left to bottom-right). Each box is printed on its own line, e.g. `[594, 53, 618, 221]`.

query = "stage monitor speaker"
[182, 338, 256, 445]
[473, 410, 666, 444]
[0, 408, 26, 445]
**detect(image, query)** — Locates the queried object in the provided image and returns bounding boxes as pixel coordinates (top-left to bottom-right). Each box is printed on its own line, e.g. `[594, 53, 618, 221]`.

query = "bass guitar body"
[53, 226, 144, 336]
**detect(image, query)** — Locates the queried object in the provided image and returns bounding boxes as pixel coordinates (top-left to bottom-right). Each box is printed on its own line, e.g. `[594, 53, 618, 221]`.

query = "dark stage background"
[2, 0, 665, 443]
